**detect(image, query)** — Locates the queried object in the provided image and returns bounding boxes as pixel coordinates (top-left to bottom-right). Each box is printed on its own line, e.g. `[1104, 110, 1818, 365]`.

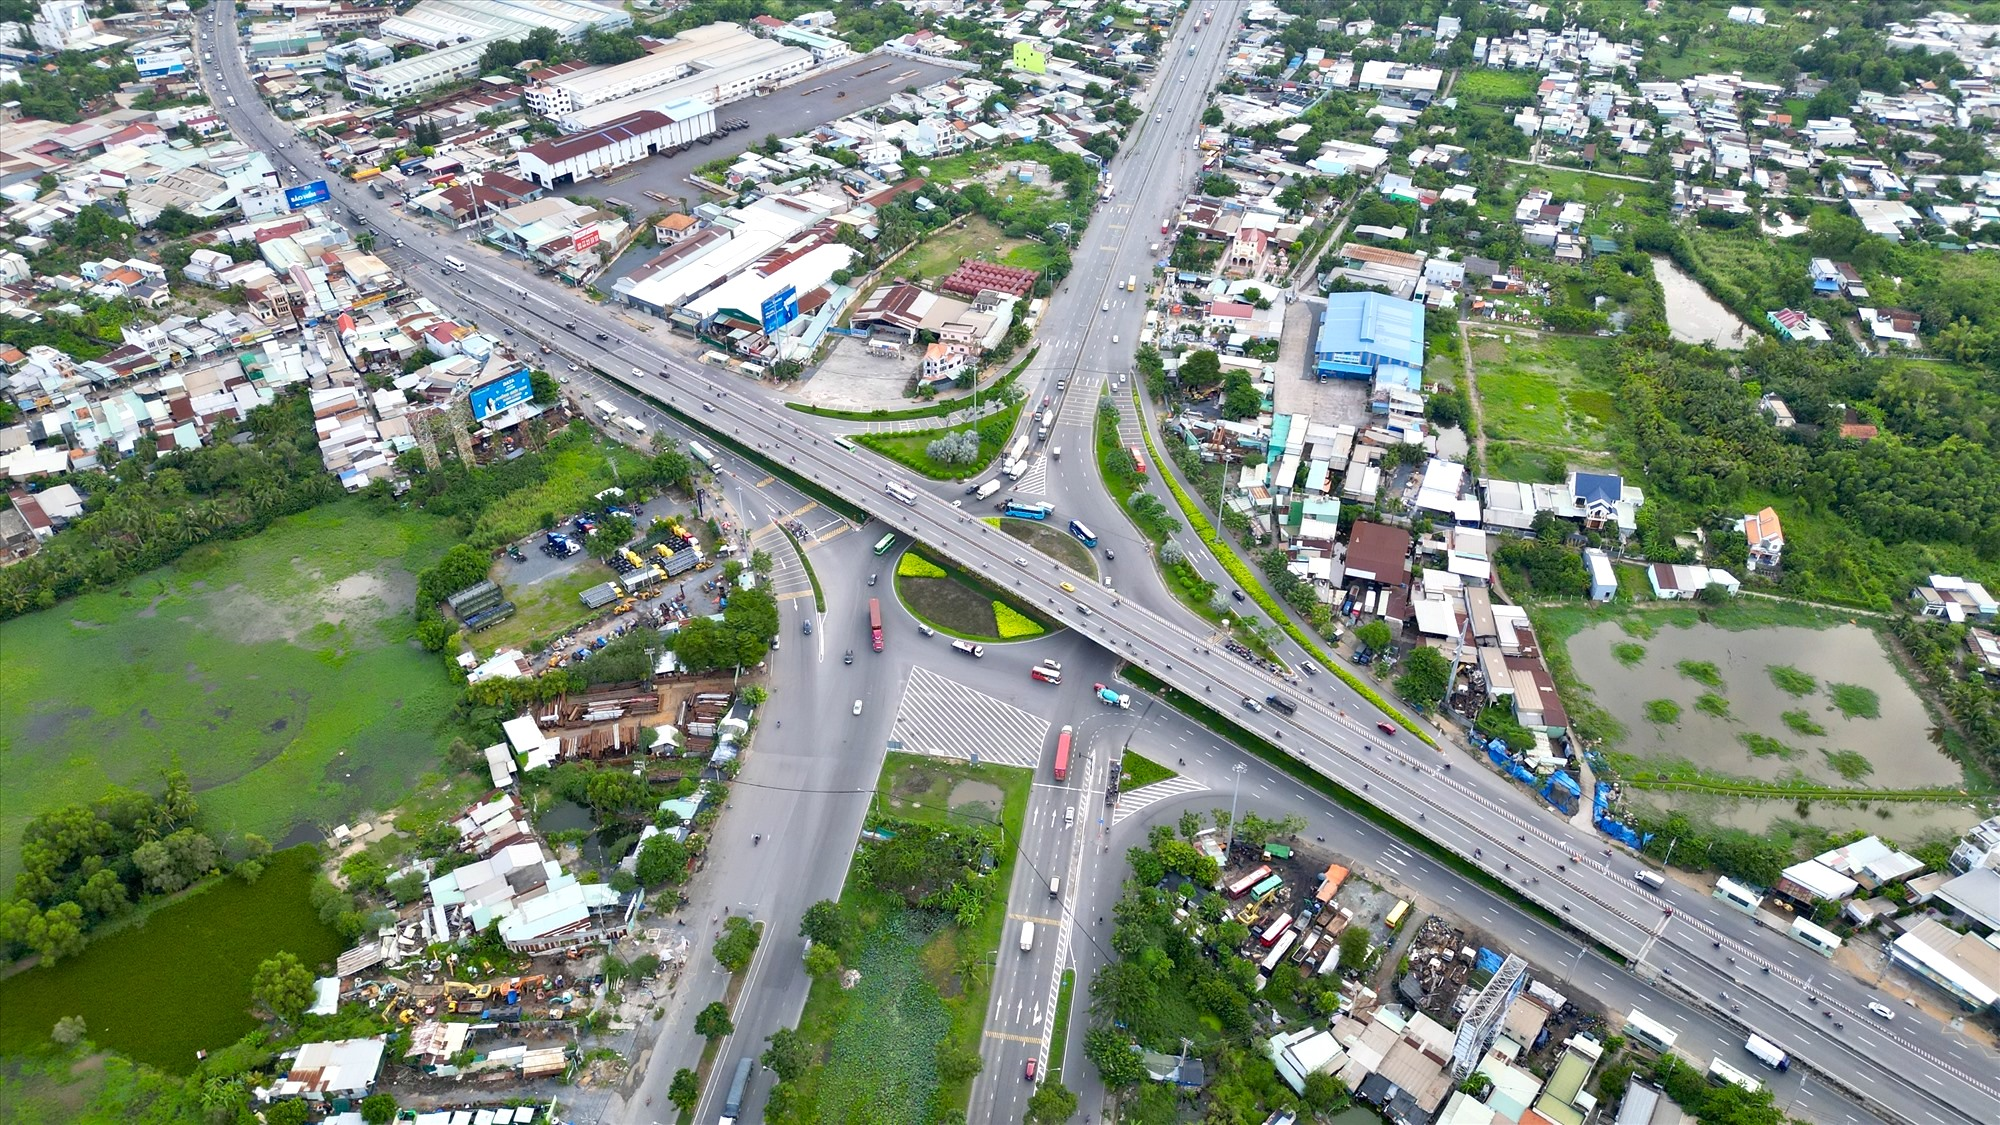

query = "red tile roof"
[938, 260, 1036, 298]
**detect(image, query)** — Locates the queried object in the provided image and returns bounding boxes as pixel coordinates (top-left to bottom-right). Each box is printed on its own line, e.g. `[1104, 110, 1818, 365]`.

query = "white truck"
[593, 399, 617, 419]
[688, 440, 721, 471]
[973, 479, 1003, 501]
[1004, 458, 1028, 480]
[1743, 1034, 1790, 1071]
[1020, 921, 1035, 952]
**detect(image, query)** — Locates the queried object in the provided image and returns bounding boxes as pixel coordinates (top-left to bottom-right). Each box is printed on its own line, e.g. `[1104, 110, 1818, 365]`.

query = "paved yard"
[791, 335, 923, 412]
[1272, 296, 1372, 429]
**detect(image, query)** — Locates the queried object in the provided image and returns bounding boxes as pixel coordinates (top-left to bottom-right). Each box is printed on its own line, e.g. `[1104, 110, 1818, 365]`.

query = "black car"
[1230, 588, 1247, 602]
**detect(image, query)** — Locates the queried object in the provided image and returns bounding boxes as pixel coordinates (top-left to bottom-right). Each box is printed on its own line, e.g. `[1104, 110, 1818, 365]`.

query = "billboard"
[759, 286, 800, 334]
[467, 367, 535, 422]
[571, 224, 600, 252]
[1012, 42, 1046, 74]
[284, 180, 331, 210]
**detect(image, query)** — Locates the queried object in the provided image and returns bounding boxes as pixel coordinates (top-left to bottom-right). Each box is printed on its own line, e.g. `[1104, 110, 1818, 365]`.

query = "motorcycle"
[753, 834, 761, 846]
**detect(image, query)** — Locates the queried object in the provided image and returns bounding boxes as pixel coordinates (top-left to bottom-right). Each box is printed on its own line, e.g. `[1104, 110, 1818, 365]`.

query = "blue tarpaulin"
[1591, 781, 1652, 849]
[1541, 770, 1582, 814]
[1475, 949, 1504, 975]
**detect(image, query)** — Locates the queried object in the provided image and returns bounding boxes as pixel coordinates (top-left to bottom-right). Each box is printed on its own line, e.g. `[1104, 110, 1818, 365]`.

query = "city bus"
[1226, 865, 1274, 899]
[444, 255, 467, 272]
[872, 533, 897, 556]
[1707, 1058, 1762, 1094]
[1251, 874, 1284, 901]
[1053, 725, 1073, 781]
[1002, 499, 1053, 520]
[883, 480, 918, 506]
[1130, 445, 1148, 476]
[1259, 929, 1297, 973]
[1068, 520, 1098, 547]
[834, 435, 858, 452]
[1624, 1009, 1680, 1054]
[1384, 900, 1411, 929]
[1258, 912, 1293, 946]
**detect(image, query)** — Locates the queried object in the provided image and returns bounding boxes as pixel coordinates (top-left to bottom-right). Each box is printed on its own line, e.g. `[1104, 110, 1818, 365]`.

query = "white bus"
[1258, 929, 1298, 972]
[1713, 876, 1762, 914]
[620, 416, 647, 436]
[1788, 916, 1842, 958]
[444, 255, 467, 272]
[1624, 1009, 1679, 1054]
[1707, 1058, 1763, 1094]
[884, 480, 918, 506]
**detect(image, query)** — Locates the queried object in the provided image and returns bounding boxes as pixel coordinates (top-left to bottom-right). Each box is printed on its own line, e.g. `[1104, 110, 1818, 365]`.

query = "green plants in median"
[1612, 643, 1647, 666]
[993, 602, 1044, 638]
[894, 544, 1052, 642]
[1644, 699, 1682, 724]
[1822, 749, 1875, 782]
[0, 847, 341, 1070]
[1134, 403, 1429, 746]
[1118, 752, 1175, 789]
[851, 403, 1023, 480]
[1828, 684, 1881, 719]
[1781, 710, 1826, 737]
[1767, 665, 1818, 696]
[1694, 692, 1731, 718]
[1676, 660, 1724, 688]
[785, 525, 826, 612]
[897, 552, 948, 579]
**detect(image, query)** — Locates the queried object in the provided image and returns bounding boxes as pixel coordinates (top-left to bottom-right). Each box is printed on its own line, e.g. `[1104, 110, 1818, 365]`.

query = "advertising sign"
[759, 285, 800, 334]
[467, 367, 535, 422]
[284, 180, 331, 210]
[571, 224, 601, 252]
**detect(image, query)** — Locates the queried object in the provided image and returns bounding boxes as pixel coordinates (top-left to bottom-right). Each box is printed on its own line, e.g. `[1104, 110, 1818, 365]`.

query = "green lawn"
[852, 403, 1023, 481]
[1119, 751, 1175, 789]
[475, 563, 613, 653]
[0, 501, 460, 887]
[0, 847, 342, 1070]
[463, 436, 653, 550]
[1471, 333, 1622, 471]
[1454, 69, 1538, 104]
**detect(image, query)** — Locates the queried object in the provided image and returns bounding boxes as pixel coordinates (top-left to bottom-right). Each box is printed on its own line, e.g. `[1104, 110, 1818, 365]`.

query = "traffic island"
[892, 543, 1059, 643]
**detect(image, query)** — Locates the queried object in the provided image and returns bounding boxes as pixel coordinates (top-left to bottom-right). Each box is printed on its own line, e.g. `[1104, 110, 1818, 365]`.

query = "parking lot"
[552, 54, 965, 211]
[1271, 296, 1372, 429]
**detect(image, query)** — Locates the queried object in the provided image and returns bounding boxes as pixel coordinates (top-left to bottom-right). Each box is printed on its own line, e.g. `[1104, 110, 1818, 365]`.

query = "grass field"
[852, 403, 1023, 481]
[1454, 69, 1538, 104]
[999, 518, 1096, 574]
[474, 564, 609, 654]
[0, 501, 460, 885]
[776, 754, 1033, 1124]
[1470, 333, 1622, 473]
[0, 847, 341, 1070]
[903, 215, 1049, 281]
[464, 436, 653, 550]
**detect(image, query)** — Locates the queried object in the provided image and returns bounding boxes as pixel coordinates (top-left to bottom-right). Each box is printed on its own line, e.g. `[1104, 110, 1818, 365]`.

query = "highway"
[199, 6, 1996, 1124]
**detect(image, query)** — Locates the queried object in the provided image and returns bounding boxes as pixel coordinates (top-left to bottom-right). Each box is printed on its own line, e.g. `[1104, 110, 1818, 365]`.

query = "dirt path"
[1458, 320, 1490, 474]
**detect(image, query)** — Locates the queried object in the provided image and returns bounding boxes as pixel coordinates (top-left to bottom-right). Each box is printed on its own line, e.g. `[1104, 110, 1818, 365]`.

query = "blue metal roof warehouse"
[1314, 292, 1425, 380]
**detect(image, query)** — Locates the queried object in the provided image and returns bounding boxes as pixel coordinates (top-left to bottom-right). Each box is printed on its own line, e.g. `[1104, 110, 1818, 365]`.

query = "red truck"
[868, 598, 883, 652]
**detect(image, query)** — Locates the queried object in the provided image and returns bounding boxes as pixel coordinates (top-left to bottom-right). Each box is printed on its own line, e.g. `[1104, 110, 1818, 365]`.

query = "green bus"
[873, 533, 896, 556]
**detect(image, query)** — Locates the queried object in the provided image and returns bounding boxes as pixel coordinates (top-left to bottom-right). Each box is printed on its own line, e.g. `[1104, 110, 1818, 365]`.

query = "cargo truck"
[1743, 1034, 1790, 1071]
[974, 479, 1004, 501]
[868, 598, 883, 652]
[688, 440, 720, 471]
[719, 1057, 753, 1125]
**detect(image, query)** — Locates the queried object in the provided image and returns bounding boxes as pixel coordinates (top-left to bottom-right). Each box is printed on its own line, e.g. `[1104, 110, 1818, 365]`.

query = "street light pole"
[1227, 762, 1246, 853]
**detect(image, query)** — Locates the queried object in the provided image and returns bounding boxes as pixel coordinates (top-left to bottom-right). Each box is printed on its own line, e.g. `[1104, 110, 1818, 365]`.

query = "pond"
[1651, 256, 1752, 348]
[1571, 621, 1956, 788]
[538, 798, 615, 870]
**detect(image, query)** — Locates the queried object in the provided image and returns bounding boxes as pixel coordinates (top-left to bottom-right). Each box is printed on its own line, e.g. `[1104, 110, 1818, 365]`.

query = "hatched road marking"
[890, 666, 1051, 769]
[1110, 774, 1211, 826]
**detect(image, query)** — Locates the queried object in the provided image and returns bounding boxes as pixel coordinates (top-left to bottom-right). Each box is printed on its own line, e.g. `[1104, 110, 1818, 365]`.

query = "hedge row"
[1132, 396, 1434, 749]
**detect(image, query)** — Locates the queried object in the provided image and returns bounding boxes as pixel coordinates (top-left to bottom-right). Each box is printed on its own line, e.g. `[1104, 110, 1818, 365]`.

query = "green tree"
[1085, 1027, 1147, 1087]
[798, 898, 849, 948]
[1304, 1071, 1351, 1112]
[1395, 645, 1453, 710]
[1354, 618, 1394, 655]
[265, 1101, 310, 1125]
[1338, 924, 1372, 972]
[803, 943, 841, 979]
[252, 951, 315, 1023]
[669, 1068, 701, 1111]
[50, 1015, 87, 1049]
[713, 915, 761, 973]
[1025, 1079, 1078, 1123]
[1178, 348, 1222, 387]
[635, 834, 688, 887]
[763, 1026, 811, 1082]
[529, 370, 560, 405]
[359, 1093, 398, 1125]
[694, 1001, 734, 1040]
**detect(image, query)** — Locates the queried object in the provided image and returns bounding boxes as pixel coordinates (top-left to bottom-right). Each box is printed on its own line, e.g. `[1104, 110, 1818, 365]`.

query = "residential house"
[1858, 306, 1921, 346]
[1738, 506, 1784, 570]
[1914, 576, 1999, 623]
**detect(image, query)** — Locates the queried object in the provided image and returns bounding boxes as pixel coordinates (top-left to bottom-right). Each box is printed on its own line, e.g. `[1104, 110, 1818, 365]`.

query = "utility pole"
[1227, 762, 1246, 853]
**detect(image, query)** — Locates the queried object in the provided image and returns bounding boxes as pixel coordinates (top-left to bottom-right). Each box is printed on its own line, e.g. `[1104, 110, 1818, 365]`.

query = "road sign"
[284, 180, 330, 210]
[760, 286, 799, 334]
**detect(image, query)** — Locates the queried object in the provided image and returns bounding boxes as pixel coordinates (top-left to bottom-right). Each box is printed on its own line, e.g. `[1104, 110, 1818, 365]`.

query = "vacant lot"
[0, 501, 459, 884]
[1471, 333, 1621, 472]
[902, 214, 1049, 281]
[0, 847, 340, 1070]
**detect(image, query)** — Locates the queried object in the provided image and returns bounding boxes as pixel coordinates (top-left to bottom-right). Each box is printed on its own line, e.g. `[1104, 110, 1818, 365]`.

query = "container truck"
[974, 478, 1004, 501]
[1004, 457, 1029, 480]
[719, 1057, 753, 1125]
[1743, 1034, 1790, 1071]
[1037, 409, 1054, 440]
[1007, 434, 1030, 466]
[688, 440, 720, 471]
[868, 598, 883, 652]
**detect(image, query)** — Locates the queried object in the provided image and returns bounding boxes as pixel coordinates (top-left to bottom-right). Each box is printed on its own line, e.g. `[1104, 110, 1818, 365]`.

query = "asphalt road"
[201, 6, 1997, 1123]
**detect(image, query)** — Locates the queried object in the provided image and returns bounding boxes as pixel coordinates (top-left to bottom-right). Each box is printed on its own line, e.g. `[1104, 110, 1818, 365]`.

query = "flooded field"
[1571, 621, 1959, 788]
[1623, 787, 1985, 843]
[1652, 256, 1752, 348]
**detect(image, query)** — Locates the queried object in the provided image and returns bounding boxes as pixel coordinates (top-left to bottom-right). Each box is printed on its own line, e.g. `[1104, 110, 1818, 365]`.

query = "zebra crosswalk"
[888, 666, 1052, 769]
[1111, 774, 1210, 826]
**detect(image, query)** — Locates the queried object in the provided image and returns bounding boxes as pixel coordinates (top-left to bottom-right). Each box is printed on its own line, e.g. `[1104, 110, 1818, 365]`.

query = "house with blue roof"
[1314, 292, 1425, 382]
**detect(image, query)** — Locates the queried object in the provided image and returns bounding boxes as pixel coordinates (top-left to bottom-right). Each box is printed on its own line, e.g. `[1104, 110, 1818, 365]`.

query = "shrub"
[897, 553, 947, 579]
[1828, 684, 1880, 719]
[1612, 643, 1647, 666]
[1781, 709, 1826, 736]
[1643, 699, 1681, 724]
[1766, 665, 1818, 696]
[1693, 692, 1731, 718]
[994, 602, 1044, 638]
[1739, 733, 1803, 759]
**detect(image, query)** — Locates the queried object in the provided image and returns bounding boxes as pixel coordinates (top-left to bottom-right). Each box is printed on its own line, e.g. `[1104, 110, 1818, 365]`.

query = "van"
[1049, 877, 1061, 898]
[1634, 870, 1667, 890]
[1020, 921, 1035, 952]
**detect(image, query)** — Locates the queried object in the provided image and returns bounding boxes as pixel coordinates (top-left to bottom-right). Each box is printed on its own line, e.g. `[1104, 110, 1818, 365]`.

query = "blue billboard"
[760, 285, 800, 334]
[284, 180, 331, 210]
[468, 367, 535, 422]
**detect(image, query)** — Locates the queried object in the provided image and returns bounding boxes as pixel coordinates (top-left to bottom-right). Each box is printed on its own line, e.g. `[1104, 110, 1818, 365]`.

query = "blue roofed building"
[1315, 292, 1425, 381]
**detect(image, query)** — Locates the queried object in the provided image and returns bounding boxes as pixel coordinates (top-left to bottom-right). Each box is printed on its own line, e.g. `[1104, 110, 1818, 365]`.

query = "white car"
[1064, 806, 1075, 827]
[1111, 335, 1119, 344]
[1101, 302, 1109, 311]
[1866, 1002, 1895, 1020]
[852, 699, 864, 715]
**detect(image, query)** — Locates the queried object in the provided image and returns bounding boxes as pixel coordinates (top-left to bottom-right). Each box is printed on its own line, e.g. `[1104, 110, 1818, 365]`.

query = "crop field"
[0, 501, 460, 884]
[0, 847, 341, 1070]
